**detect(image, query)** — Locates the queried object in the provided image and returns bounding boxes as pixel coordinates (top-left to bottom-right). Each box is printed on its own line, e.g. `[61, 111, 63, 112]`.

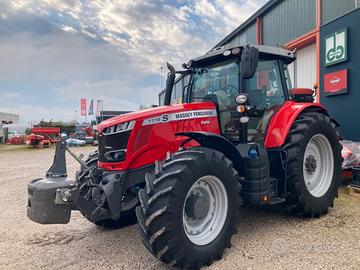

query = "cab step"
[268, 197, 286, 205]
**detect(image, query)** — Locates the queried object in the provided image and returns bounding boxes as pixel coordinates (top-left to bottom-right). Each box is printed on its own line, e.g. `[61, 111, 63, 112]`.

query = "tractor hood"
[97, 102, 217, 133]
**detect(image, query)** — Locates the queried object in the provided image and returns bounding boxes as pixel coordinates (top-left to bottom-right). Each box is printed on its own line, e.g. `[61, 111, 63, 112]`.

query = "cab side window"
[171, 80, 183, 104]
[159, 91, 165, 106]
[159, 74, 190, 106]
[246, 60, 285, 110]
[245, 60, 286, 141]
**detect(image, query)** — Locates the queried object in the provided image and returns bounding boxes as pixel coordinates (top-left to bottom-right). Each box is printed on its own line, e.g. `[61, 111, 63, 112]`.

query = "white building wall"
[294, 43, 317, 88]
[0, 112, 20, 124]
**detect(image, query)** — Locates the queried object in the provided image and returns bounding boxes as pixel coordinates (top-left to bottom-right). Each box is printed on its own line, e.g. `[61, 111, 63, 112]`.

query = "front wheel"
[136, 147, 242, 269]
[283, 112, 342, 217]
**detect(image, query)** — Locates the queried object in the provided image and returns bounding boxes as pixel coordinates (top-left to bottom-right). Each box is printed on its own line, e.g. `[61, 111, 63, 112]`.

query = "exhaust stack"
[164, 62, 176, 105]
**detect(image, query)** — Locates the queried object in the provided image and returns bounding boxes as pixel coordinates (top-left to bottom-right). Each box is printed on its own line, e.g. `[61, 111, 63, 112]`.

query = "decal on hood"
[142, 109, 217, 126]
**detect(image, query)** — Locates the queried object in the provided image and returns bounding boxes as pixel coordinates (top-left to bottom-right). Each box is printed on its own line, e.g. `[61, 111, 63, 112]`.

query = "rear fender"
[265, 101, 335, 148]
[176, 132, 246, 176]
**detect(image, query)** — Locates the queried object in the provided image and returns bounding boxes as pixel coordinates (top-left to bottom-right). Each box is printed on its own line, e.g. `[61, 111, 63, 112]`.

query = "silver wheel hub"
[183, 175, 228, 246]
[303, 134, 334, 198]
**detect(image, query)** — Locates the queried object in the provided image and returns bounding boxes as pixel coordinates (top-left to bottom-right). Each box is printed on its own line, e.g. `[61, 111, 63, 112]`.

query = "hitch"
[27, 138, 85, 224]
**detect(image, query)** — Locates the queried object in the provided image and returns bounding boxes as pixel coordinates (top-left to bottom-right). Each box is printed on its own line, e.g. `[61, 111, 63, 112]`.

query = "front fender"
[176, 132, 245, 175]
[264, 101, 330, 148]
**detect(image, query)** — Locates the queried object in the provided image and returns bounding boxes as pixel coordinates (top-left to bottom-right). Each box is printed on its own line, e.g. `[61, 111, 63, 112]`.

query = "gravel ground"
[0, 145, 360, 270]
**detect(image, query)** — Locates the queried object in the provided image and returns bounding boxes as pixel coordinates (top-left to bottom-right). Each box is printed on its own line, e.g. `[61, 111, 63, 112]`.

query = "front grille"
[98, 130, 131, 163]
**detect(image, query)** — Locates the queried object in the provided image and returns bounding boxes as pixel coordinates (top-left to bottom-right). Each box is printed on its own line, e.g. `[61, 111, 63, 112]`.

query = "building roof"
[213, 0, 280, 47]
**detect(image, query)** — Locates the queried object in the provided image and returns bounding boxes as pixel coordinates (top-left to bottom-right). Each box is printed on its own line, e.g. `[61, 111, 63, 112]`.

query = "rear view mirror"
[240, 46, 259, 79]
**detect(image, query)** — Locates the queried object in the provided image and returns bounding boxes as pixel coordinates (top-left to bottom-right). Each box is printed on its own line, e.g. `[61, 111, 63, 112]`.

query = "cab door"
[244, 60, 287, 142]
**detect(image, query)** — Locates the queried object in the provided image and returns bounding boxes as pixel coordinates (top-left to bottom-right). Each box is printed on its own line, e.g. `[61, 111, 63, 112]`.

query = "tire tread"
[136, 147, 242, 269]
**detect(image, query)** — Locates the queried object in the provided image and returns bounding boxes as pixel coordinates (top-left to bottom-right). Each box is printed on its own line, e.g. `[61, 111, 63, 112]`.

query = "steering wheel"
[246, 88, 268, 110]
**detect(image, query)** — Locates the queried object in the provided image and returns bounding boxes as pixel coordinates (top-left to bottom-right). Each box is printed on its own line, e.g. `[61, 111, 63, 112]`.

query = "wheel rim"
[182, 175, 228, 246]
[303, 134, 334, 198]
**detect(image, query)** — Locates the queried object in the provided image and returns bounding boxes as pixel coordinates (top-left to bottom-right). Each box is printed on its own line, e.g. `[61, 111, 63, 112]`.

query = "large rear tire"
[77, 151, 137, 229]
[136, 147, 242, 269]
[283, 112, 342, 217]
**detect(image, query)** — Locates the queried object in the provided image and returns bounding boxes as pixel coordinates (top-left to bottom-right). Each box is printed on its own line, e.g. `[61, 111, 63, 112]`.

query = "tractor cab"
[183, 45, 295, 143]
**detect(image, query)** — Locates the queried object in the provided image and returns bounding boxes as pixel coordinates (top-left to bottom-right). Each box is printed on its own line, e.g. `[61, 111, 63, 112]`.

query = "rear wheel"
[136, 147, 242, 269]
[283, 112, 342, 217]
[77, 151, 137, 229]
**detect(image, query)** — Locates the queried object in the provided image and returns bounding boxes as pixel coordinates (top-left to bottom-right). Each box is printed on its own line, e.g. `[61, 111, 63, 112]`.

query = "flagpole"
[101, 99, 104, 122]
[85, 98, 87, 124]
[88, 99, 94, 125]
[93, 100, 95, 124]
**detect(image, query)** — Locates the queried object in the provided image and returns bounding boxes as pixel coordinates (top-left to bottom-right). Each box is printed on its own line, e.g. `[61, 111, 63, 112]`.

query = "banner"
[80, 98, 87, 116]
[88, 99, 94, 115]
[95, 99, 103, 117]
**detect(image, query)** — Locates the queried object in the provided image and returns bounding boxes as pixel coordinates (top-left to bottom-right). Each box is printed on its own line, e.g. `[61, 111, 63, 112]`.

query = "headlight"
[103, 121, 135, 135]
[117, 122, 129, 132]
[240, 116, 249, 123]
[104, 149, 126, 162]
[235, 94, 248, 104]
[223, 50, 231, 56]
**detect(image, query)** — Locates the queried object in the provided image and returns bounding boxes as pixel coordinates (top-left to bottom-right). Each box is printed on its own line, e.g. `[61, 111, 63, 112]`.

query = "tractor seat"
[289, 88, 314, 103]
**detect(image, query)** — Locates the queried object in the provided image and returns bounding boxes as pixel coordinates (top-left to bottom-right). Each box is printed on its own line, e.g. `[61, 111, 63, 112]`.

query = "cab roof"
[189, 44, 295, 68]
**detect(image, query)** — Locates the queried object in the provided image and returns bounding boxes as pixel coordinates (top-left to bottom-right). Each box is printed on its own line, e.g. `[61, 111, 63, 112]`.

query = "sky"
[0, 0, 267, 124]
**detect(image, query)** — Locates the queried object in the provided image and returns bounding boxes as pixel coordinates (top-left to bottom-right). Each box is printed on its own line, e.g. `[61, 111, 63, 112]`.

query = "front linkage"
[27, 138, 140, 225]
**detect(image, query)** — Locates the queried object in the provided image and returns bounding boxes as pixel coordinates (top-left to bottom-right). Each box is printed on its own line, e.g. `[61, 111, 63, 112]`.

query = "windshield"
[189, 60, 239, 137]
[190, 60, 239, 103]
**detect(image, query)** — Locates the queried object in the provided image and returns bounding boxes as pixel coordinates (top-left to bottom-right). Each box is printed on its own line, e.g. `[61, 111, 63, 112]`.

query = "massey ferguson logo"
[330, 77, 341, 85]
[325, 28, 347, 66]
[142, 109, 217, 126]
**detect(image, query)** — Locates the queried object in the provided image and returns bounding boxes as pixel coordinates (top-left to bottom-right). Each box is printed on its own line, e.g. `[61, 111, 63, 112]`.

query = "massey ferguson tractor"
[27, 45, 342, 269]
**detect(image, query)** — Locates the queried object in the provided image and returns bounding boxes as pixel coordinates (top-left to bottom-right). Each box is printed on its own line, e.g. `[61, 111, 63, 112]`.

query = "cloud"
[0, 31, 139, 84]
[192, 0, 265, 35]
[0, 0, 267, 124]
[0, 92, 21, 101]
[60, 25, 77, 33]
[53, 79, 160, 110]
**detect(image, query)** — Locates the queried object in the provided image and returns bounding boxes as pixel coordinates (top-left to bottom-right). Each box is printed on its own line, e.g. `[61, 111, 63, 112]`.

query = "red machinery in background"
[7, 135, 26, 145]
[26, 127, 60, 148]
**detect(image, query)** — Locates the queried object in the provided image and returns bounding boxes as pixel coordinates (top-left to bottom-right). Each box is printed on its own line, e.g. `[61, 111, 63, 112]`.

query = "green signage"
[325, 28, 348, 66]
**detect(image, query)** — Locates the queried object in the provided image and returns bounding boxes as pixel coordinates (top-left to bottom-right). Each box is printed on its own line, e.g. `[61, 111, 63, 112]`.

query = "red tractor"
[27, 45, 342, 269]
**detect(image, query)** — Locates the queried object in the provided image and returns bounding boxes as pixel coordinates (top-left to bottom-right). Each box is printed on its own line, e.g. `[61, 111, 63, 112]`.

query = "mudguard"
[176, 131, 245, 174]
[264, 101, 333, 148]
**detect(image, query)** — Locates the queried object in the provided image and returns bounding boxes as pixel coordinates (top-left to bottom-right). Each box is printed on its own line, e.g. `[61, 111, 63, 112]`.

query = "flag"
[95, 99, 103, 117]
[80, 98, 87, 116]
[88, 99, 94, 115]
